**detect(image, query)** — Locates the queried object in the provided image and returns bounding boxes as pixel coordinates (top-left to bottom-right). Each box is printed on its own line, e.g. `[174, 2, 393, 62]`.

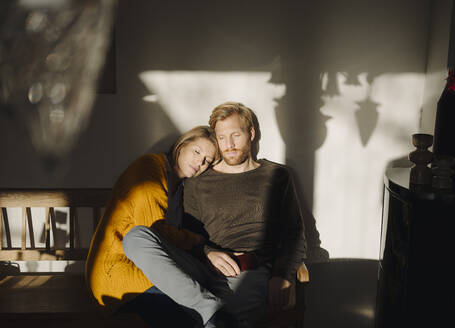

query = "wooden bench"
[0, 189, 149, 327]
[0, 188, 309, 328]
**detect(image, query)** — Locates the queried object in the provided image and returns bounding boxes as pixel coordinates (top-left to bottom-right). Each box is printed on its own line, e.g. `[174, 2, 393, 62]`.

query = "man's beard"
[222, 143, 250, 166]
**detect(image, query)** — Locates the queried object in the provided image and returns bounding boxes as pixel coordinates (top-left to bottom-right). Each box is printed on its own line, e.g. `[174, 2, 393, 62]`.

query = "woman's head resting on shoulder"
[171, 126, 220, 179]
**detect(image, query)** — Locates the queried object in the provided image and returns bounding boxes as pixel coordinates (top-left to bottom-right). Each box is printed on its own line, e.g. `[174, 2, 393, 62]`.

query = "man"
[123, 102, 307, 327]
[184, 102, 307, 320]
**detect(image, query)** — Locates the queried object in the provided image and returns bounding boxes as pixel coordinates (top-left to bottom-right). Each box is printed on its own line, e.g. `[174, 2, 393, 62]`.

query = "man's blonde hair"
[209, 102, 261, 160]
[171, 126, 219, 164]
[209, 102, 254, 132]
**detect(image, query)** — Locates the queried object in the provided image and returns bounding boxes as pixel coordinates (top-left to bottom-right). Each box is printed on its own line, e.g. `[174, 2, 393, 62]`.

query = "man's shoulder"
[258, 158, 286, 168]
[258, 159, 292, 176]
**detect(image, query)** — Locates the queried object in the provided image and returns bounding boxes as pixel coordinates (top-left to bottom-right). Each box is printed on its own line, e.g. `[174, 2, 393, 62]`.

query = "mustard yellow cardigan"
[85, 153, 201, 311]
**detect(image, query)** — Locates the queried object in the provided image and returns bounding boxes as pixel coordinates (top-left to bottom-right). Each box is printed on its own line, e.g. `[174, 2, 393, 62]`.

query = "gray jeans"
[122, 225, 270, 325]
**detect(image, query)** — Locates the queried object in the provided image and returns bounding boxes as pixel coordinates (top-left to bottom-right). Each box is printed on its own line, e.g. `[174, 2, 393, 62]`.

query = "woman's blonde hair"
[171, 125, 219, 164]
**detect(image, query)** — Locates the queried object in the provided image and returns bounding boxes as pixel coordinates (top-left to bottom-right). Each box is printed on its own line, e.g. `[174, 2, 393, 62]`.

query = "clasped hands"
[207, 250, 292, 311]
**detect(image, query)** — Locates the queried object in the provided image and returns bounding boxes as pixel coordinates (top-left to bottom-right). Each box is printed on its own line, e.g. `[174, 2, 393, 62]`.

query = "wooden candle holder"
[409, 133, 433, 186]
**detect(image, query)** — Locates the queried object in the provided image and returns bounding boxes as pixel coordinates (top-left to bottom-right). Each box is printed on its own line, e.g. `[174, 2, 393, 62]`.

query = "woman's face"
[175, 138, 216, 178]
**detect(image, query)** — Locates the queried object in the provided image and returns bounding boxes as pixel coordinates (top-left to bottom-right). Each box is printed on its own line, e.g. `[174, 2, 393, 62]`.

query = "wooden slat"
[26, 208, 35, 249]
[2, 208, 12, 248]
[0, 189, 111, 207]
[69, 207, 76, 249]
[21, 207, 26, 250]
[49, 208, 58, 250]
[0, 249, 89, 261]
[0, 207, 2, 250]
[44, 207, 51, 251]
[74, 208, 80, 248]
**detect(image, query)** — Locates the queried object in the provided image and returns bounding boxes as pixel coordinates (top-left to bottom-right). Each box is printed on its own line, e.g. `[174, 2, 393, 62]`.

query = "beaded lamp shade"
[0, 0, 115, 162]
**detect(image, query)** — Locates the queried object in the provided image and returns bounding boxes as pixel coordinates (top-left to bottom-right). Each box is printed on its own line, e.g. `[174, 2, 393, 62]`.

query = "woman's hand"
[207, 251, 241, 277]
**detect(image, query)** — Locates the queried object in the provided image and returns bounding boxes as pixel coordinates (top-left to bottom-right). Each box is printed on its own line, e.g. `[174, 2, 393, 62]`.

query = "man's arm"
[269, 170, 307, 310]
[268, 276, 292, 311]
[273, 171, 307, 281]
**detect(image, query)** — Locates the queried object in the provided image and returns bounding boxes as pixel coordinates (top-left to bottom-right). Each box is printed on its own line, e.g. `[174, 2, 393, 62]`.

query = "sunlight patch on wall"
[314, 72, 425, 259]
[139, 71, 286, 163]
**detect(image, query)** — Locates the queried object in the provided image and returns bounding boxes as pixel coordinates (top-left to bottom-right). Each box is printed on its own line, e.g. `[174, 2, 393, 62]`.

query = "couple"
[86, 102, 307, 327]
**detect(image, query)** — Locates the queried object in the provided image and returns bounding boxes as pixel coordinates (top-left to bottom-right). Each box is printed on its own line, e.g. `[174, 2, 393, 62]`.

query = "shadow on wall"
[63, 73, 181, 187]
[118, 0, 426, 260]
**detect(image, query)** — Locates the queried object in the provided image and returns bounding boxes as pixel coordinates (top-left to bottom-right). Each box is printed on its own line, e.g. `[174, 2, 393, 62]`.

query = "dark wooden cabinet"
[375, 168, 455, 327]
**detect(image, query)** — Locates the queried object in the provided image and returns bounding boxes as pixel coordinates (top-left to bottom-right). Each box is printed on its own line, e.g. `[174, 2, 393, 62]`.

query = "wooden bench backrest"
[0, 189, 111, 261]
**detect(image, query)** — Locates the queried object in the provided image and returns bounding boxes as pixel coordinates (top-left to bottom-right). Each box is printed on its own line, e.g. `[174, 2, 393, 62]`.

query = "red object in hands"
[448, 68, 455, 92]
[234, 253, 259, 272]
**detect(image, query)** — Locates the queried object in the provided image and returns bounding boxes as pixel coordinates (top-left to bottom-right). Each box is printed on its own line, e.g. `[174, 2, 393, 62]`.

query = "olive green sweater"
[183, 159, 307, 282]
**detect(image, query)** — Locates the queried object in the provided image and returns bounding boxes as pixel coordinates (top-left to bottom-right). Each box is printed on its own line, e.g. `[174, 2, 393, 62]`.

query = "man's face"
[214, 114, 254, 166]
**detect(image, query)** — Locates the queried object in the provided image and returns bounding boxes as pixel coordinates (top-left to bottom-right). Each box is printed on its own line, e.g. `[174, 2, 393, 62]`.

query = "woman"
[85, 126, 218, 313]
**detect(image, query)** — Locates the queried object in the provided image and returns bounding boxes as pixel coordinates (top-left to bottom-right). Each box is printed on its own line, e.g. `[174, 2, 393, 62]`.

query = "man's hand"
[207, 251, 241, 277]
[268, 276, 292, 312]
